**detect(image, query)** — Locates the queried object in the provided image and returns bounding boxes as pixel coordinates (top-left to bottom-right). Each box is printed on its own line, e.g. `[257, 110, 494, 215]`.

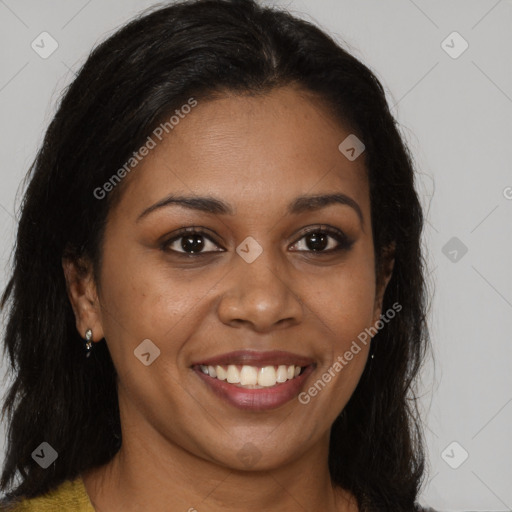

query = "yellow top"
[3, 475, 95, 511]
[2, 477, 439, 511]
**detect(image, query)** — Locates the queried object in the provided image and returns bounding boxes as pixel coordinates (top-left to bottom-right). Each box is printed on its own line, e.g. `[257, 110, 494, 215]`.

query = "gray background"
[0, 1, 511, 510]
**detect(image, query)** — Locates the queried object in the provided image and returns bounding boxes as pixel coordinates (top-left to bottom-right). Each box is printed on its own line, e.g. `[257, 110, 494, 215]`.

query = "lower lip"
[193, 365, 315, 411]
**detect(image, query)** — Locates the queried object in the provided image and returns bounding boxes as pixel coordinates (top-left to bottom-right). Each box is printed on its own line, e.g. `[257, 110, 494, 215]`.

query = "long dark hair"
[0, 1, 432, 510]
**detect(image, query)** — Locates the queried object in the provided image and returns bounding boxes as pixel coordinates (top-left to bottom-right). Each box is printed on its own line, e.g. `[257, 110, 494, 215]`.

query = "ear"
[372, 241, 396, 326]
[62, 254, 105, 343]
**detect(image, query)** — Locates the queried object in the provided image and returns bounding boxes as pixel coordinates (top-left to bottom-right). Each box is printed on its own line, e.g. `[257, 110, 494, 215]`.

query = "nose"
[216, 247, 304, 332]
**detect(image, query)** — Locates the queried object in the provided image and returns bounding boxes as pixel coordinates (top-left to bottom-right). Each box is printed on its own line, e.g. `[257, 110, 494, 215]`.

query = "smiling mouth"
[194, 364, 308, 389]
[190, 350, 316, 409]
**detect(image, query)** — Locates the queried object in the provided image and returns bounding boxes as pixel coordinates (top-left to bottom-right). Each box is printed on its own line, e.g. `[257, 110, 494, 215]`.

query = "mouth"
[195, 363, 307, 388]
[190, 350, 316, 411]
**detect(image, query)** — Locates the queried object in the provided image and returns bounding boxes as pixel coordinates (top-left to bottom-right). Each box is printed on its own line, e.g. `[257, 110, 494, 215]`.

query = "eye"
[161, 225, 354, 257]
[289, 225, 354, 254]
[162, 228, 224, 256]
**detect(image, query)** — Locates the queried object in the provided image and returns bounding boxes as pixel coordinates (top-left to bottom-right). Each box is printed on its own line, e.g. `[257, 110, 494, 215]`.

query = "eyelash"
[161, 226, 354, 257]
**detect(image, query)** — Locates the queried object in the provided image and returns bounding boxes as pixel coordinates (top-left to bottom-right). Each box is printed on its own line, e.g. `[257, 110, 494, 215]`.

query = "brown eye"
[290, 226, 354, 254]
[162, 229, 224, 255]
[161, 225, 353, 257]
[173, 233, 205, 253]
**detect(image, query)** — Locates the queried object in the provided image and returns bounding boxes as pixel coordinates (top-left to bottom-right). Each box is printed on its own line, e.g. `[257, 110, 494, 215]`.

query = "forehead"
[112, 85, 369, 223]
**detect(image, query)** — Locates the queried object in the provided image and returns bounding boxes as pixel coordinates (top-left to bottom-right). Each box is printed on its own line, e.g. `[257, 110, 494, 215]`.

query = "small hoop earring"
[84, 329, 93, 358]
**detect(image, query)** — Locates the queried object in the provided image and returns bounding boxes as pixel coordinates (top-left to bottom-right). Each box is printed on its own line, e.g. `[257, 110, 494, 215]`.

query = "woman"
[0, 0, 436, 510]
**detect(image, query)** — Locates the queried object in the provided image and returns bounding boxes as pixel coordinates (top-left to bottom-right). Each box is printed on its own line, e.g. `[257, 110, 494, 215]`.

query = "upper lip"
[191, 350, 315, 368]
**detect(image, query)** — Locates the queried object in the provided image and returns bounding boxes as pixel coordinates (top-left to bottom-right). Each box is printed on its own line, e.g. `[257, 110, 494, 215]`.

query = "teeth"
[276, 365, 288, 383]
[258, 366, 276, 387]
[199, 364, 305, 388]
[216, 366, 227, 381]
[240, 365, 258, 385]
[226, 365, 240, 384]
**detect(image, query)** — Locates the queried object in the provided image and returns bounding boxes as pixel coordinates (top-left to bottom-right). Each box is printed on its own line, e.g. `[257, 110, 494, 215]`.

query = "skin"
[63, 84, 394, 512]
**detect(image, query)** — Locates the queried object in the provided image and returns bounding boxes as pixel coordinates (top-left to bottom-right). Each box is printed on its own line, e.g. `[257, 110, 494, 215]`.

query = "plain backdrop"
[0, 1, 511, 511]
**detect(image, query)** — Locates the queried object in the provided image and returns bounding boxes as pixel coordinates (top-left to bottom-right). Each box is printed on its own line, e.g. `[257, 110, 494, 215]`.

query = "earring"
[369, 338, 376, 362]
[84, 329, 93, 357]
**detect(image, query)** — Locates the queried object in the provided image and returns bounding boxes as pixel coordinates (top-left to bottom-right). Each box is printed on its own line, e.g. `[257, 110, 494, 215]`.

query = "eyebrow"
[136, 192, 364, 228]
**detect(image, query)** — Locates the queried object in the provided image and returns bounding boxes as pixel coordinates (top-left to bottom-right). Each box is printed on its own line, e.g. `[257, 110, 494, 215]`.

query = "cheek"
[304, 257, 376, 341]
[299, 265, 375, 408]
[98, 241, 222, 350]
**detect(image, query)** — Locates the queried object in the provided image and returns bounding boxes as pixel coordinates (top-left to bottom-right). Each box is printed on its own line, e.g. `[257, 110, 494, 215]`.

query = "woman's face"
[80, 85, 392, 470]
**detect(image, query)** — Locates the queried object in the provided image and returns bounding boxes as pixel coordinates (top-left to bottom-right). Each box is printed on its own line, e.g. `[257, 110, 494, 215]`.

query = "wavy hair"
[1, 1, 432, 510]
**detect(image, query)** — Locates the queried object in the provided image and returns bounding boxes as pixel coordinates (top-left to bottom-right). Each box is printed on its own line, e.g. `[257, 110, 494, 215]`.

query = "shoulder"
[0, 476, 94, 511]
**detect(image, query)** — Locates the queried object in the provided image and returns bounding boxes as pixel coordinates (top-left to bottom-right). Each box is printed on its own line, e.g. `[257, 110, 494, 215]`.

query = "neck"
[82, 419, 358, 512]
